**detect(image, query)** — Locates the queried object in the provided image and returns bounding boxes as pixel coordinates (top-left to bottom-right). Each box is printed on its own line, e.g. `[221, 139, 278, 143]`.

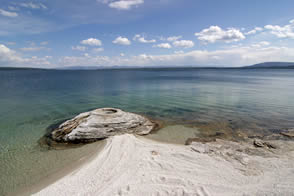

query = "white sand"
[34, 134, 294, 196]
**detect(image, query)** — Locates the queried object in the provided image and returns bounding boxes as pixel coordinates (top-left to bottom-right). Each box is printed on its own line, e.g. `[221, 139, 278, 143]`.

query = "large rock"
[51, 108, 156, 143]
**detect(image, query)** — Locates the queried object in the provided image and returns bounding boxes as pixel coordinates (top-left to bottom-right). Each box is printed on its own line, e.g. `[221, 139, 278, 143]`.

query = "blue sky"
[0, 0, 294, 68]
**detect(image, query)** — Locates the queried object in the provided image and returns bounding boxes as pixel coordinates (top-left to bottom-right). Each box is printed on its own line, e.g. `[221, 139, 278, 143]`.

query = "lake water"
[1, 68, 294, 195]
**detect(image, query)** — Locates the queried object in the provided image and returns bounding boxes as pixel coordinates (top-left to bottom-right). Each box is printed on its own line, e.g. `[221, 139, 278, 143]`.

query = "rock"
[253, 139, 265, 148]
[51, 108, 156, 143]
[190, 145, 209, 154]
[281, 130, 294, 138]
[253, 139, 277, 149]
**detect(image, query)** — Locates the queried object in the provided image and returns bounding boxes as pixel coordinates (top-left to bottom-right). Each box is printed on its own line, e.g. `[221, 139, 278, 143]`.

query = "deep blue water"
[1, 68, 294, 194]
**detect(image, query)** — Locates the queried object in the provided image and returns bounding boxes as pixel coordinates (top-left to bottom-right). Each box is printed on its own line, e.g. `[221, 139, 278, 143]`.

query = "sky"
[0, 0, 294, 68]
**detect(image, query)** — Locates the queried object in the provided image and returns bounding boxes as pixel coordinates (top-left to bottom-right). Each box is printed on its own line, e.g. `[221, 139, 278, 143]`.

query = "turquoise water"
[1, 68, 294, 195]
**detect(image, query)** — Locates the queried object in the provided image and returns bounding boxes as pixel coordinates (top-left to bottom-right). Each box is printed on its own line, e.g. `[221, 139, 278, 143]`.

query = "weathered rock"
[253, 139, 277, 149]
[51, 108, 156, 143]
[253, 139, 265, 148]
[281, 130, 294, 138]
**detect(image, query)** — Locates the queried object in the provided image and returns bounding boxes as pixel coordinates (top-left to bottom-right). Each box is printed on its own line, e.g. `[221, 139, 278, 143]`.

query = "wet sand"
[12, 140, 106, 196]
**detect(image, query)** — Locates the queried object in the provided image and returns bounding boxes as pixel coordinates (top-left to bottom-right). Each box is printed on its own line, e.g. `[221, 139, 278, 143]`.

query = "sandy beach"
[33, 134, 294, 196]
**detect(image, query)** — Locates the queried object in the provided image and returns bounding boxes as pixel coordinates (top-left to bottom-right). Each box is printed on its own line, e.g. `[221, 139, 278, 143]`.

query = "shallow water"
[146, 125, 200, 144]
[1, 68, 294, 195]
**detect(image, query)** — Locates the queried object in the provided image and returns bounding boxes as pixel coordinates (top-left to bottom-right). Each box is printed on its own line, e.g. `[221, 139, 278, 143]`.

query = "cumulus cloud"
[81, 38, 102, 46]
[174, 50, 184, 54]
[133, 34, 156, 43]
[108, 0, 144, 10]
[166, 36, 182, 42]
[8, 6, 19, 11]
[195, 26, 245, 43]
[260, 41, 270, 46]
[0, 44, 18, 61]
[153, 43, 172, 49]
[250, 41, 270, 48]
[58, 45, 294, 68]
[59, 55, 111, 67]
[0, 9, 18, 17]
[20, 47, 48, 52]
[19, 2, 47, 9]
[173, 40, 194, 48]
[92, 48, 104, 53]
[72, 46, 87, 51]
[264, 19, 294, 38]
[245, 27, 263, 35]
[113, 36, 131, 45]
[0, 44, 51, 67]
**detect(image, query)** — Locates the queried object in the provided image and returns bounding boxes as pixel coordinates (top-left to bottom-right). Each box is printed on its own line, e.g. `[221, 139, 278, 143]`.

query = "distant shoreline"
[1, 65, 294, 71]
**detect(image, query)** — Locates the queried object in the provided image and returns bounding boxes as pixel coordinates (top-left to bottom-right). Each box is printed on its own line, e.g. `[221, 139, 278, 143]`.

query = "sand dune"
[34, 134, 294, 196]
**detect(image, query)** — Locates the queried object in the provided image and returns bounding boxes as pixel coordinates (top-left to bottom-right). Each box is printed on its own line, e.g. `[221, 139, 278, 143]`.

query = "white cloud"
[19, 2, 47, 9]
[0, 44, 51, 67]
[195, 26, 245, 43]
[72, 46, 87, 51]
[153, 43, 172, 49]
[108, 0, 144, 10]
[0, 9, 18, 17]
[58, 45, 294, 68]
[8, 6, 19, 11]
[0, 44, 15, 56]
[113, 36, 131, 45]
[59, 55, 111, 67]
[133, 34, 156, 43]
[0, 12, 61, 36]
[92, 48, 104, 53]
[264, 19, 294, 38]
[174, 50, 184, 54]
[40, 41, 48, 46]
[81, 38, 102, 46]
[250, 41, 270, 48]
[166, 36, 182, 42]
[260, 41, 270, 46]
[120, 53, 125, 57]
[245, 27, 263, 35]
[173, 40, 194, 48]
[20, 47, 48, 52]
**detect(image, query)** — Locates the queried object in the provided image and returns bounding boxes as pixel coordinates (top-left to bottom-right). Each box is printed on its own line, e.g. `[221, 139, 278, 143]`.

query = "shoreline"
[32, 132, 294, 196]
[12, 140, 106, 196]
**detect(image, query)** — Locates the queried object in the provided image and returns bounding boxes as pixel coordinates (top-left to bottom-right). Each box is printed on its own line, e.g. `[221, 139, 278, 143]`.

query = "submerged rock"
[51, 108, 156, 143]
[185, 137, 216, 145]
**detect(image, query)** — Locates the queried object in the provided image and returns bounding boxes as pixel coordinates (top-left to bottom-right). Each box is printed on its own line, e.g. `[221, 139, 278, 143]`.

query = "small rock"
[253, 139, 277, 149]
[253, 139, 265, 148]
[191, 145, 208, 154]
[281, 130, 294, 138]
[264, 142, 277, 149]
